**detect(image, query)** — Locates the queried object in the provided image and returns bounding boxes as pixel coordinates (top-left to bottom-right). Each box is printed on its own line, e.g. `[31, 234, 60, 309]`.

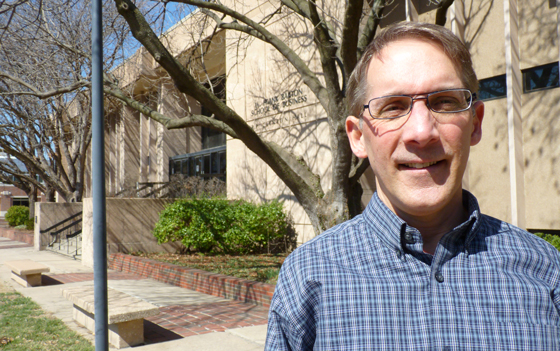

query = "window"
[200, 76, 226, 150]
[202, 127, 226, 149]
[169, 146, 226, 182]
[379, 0, 437, 27]
[379, 0, 406, 27]
[12, 198, 29, 207]
[478, 75, 507, 101]
[414, 0, 438, 14]
[523, 62, 559, 93]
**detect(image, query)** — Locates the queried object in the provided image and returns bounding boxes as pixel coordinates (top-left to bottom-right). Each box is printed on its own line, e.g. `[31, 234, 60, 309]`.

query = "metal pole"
[91, 0, 108, 349]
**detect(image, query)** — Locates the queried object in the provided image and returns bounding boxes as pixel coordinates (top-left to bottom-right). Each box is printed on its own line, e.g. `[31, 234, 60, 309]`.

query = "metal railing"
[113, 182, 170, 198]
[42, 211, 82, 259]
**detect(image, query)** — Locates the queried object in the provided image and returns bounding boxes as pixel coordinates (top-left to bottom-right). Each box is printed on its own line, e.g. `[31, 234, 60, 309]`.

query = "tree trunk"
[45, 187, 56, 202]
[27, 185, 37, 219]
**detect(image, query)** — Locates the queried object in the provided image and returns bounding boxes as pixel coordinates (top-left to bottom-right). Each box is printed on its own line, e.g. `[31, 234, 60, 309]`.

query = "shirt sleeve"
[265, 299, 294, 351]
[264, 252, 319, 351]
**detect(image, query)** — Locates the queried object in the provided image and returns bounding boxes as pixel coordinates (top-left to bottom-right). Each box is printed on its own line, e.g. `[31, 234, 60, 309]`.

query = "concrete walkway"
[0, 237, 268, 350]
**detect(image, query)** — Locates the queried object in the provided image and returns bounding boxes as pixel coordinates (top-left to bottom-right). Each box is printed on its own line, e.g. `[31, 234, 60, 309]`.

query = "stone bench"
[5, 260, 50, 287]
[62, 284, 160, 349]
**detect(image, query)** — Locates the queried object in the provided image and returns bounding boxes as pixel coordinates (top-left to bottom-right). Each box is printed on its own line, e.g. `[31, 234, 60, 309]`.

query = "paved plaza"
[0, 237, 269, 350]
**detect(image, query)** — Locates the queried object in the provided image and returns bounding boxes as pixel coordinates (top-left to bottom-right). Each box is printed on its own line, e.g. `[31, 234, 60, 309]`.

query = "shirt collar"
[362, 190, 481, 252]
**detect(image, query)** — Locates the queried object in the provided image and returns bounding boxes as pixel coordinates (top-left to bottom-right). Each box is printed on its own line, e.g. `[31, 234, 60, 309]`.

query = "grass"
[133, 252, 287, 285]
[0, 291, 94, 351]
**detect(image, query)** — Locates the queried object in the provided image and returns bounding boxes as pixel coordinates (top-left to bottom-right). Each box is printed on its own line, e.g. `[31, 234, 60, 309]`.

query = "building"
[98, 0, 560, 245]
[0, 153, 44, 216]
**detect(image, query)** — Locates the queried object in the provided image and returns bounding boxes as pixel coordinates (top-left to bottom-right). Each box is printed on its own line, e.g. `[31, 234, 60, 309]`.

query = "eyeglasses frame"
[362, 88, 477, 120]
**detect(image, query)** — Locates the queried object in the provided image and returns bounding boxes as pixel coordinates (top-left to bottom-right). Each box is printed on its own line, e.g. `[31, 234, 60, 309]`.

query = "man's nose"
[401, 99, 440, 146]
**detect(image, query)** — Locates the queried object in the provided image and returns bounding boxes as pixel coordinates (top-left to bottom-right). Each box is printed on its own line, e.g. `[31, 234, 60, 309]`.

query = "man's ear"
[470, 100, 484, 146]
[346, 116, 368, 158]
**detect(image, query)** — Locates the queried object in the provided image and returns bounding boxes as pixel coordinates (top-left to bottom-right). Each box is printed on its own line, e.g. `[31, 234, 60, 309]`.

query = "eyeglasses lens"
[365, 89, 472, 132]
[427, 90, 471, 113]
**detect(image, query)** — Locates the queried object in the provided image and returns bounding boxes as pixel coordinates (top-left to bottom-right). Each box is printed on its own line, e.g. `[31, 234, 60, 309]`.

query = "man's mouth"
[402, 161, 438, 169]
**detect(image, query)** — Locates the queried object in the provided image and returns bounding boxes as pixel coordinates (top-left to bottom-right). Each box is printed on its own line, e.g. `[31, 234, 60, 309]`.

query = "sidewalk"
[0, 237, 269, 350]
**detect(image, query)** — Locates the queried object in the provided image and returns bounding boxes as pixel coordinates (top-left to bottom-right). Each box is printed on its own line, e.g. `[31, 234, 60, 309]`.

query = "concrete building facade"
[99, 0, 560, 245]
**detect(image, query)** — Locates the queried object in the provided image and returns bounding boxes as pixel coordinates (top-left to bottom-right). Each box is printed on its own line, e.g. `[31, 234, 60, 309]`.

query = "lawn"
[133, 252, 287, 285]
[0, 291, 94, 351]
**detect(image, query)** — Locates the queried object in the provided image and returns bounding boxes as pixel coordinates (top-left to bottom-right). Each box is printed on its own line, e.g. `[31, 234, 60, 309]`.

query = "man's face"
[346, 38, 484, 223]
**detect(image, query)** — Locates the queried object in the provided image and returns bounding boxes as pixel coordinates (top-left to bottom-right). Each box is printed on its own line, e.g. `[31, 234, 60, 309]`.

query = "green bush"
[534, 232, 560, 252]
[5, 206, 29, 227]
[25, 218, 34, 230]
[153, 198, 294, 254]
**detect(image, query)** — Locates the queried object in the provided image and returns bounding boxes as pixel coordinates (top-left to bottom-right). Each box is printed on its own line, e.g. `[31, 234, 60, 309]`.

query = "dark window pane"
[202, 127, 226, 149]
[194, 157, 202, 175]
[204, 155, 211, 175]
[181, 160, 188, 175]
[219, 151, 226, 175]
[414, 0, 438, 14]
[379, 0, 406, 27]
[189, 158, 196, 176]
[478, 75, 507, 101]
[211, 152, 219, 174]
[523, 62, 559, 92]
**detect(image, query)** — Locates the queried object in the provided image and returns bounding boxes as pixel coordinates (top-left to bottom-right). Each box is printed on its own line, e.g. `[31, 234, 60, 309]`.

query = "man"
[265, 22, 560, 350]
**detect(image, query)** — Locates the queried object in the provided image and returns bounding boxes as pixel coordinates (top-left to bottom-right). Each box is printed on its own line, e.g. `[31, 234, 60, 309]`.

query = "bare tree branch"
[0, 71, 90, 98]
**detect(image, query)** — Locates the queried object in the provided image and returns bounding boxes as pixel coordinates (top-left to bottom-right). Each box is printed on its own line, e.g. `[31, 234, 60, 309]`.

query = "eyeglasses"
[363, 88, 476, 121]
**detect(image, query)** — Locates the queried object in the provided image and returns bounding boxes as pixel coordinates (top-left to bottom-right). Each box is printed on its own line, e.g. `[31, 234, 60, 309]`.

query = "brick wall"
[108, 253, 276, 307]
[0, 226, 34, 245]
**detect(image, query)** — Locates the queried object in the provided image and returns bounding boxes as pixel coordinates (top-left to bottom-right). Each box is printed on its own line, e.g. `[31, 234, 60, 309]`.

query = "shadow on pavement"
[142, 320, 183, 345]
[42, 275, 64, 286]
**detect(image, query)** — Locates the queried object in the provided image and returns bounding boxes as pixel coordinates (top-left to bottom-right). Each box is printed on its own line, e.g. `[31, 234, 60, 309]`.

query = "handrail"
[114, 182, 169, 197]
[46, 211, 83, 259]
[66, 229, 82, 239]
[49, 219, 83, 236]
[41, 211, 82, 233]
[142, 182, 171, 198]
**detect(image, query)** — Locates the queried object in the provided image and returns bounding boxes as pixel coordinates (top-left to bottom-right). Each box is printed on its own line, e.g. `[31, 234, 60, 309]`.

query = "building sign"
[250, 88, 308, 117]
[253, 114, 290, 133]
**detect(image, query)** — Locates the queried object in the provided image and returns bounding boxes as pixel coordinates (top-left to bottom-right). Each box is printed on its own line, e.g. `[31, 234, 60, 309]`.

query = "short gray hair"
[347, 22, 479, 119]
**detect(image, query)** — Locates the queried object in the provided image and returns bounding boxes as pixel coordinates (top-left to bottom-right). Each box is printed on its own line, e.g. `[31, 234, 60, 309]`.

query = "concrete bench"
[5, 260, 50, 287]
[62, 284, 159, 349]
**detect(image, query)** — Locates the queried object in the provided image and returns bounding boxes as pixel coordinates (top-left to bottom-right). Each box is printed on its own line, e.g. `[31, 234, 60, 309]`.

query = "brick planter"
[108, 253, 276, 307]
[0, 226, 34, 245]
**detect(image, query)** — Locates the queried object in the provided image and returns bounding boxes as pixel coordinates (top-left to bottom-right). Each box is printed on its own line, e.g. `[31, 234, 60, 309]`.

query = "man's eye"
[430, 96, 463, 111]
[383, 104, 407, 111]
[378, 100, 408, 116]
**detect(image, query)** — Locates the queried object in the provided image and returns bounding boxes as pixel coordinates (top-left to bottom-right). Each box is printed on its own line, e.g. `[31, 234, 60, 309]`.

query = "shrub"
[5, 206, 29, 227]
[25, 218, 34, 231]
[533, 232, 560, 252]
[153, 198, 295, 254]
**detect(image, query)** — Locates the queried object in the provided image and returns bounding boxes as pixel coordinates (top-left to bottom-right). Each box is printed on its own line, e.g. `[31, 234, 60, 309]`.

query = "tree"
[0, 0, 146, 202]
[0, 93, 92, 203]
[110, 0, 455, 235]
[0, 151, 42, 218]
[0, 0, 455, 234]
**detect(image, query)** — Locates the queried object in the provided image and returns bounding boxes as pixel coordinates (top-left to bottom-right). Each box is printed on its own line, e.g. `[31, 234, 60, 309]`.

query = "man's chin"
[383, 188, 461, 218]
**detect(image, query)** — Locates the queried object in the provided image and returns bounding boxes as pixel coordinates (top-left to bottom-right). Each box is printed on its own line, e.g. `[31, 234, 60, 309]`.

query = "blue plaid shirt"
[265, 191, 560, 350]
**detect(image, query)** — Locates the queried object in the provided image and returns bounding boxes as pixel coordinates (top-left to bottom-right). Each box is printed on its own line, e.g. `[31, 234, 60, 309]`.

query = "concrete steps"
[0, 218, 10, 228]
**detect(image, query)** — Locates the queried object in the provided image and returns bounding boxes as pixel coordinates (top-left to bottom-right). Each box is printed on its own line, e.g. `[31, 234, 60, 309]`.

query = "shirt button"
[404, 233, 415, 243]
[435, 271, 444, 283]
[395, 249, 402, 259]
